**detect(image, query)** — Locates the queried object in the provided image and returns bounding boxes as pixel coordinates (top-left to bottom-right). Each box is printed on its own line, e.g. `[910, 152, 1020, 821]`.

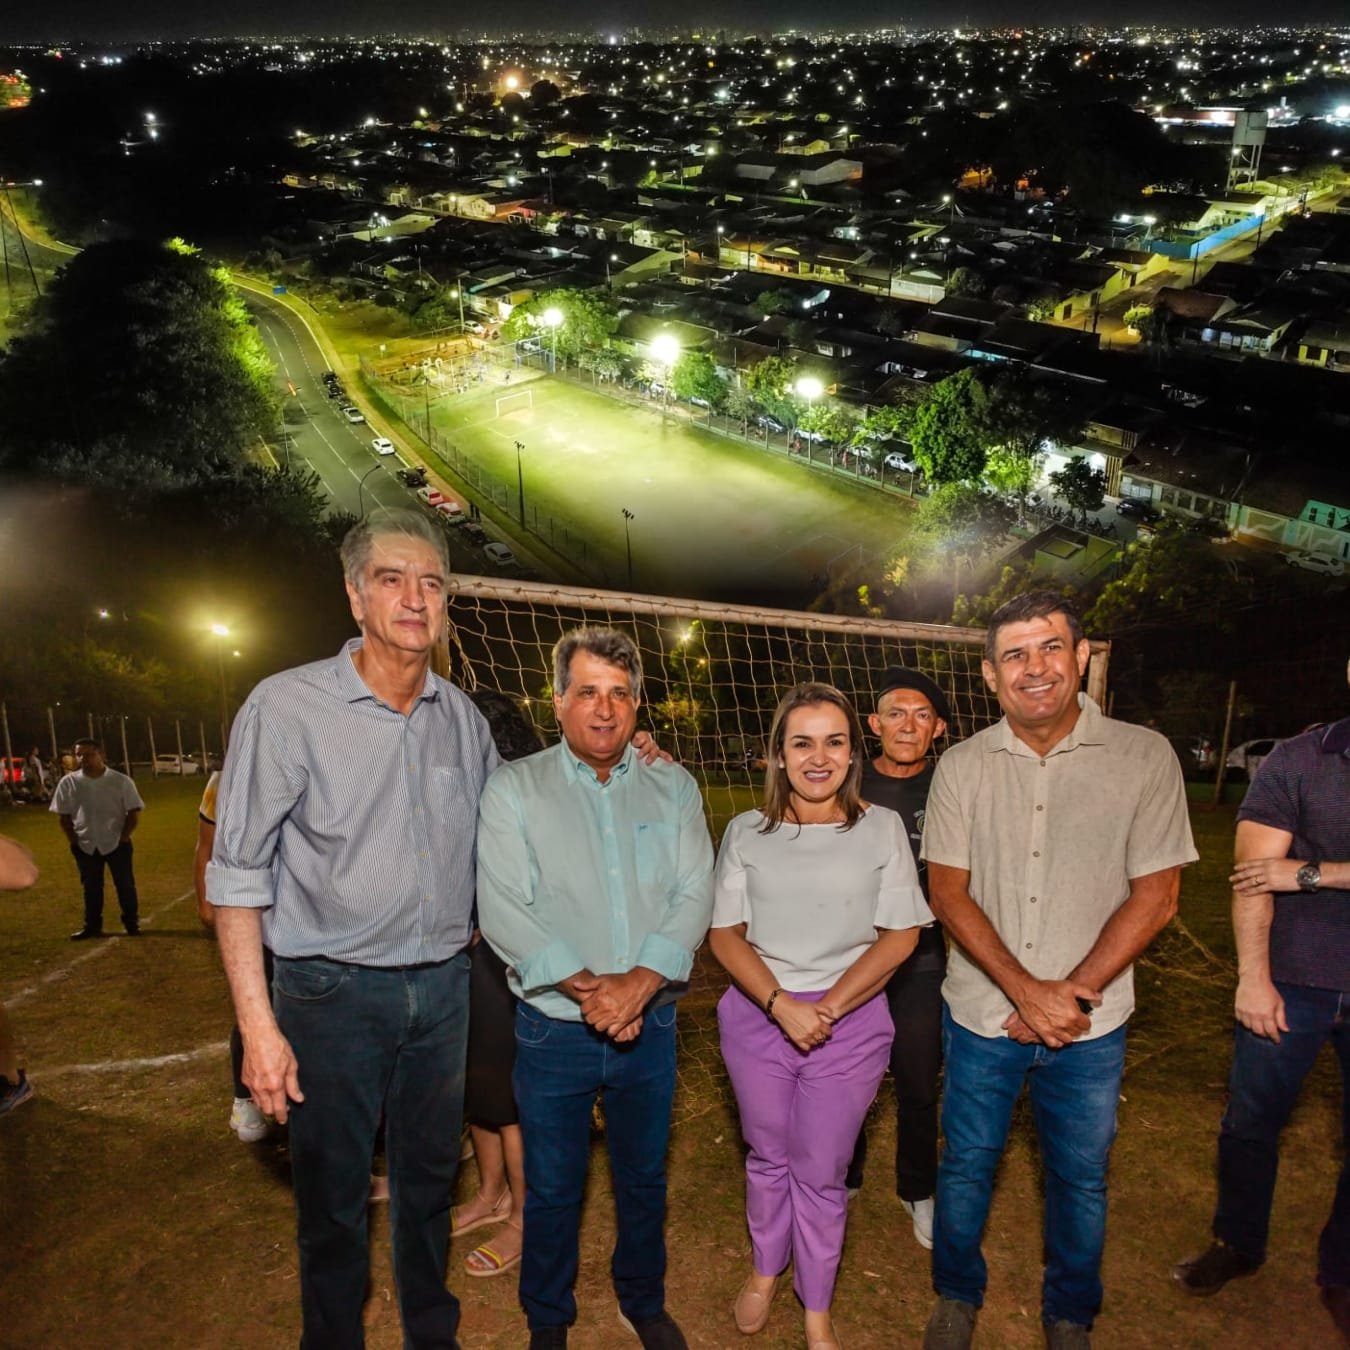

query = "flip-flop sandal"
[451, 1191, 511, 1237]
[464, 1231, 523, 1278]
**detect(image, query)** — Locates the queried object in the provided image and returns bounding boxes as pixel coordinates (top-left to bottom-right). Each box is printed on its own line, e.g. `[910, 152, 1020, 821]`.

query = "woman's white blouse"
[711, 806, 934, 992]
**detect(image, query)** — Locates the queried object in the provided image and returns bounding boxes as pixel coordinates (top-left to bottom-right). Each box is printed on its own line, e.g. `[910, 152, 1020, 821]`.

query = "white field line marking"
[39, 1041, 229, 1080]
[4, 887, 195, 1011]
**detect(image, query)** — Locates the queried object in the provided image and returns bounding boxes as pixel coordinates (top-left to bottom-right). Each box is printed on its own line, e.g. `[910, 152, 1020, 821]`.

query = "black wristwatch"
[1296, 862, 1322, 892]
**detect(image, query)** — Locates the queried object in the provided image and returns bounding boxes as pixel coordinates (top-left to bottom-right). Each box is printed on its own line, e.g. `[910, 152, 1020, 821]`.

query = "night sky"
[2, 0, 1346, 43]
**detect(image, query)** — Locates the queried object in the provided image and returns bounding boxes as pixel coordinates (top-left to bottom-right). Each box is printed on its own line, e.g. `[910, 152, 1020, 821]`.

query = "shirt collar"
[335, 637, 440, 707]
[988, 692, 1107, 757]
[559, 736, 634, 786]
[1321, 717, 1350, 756]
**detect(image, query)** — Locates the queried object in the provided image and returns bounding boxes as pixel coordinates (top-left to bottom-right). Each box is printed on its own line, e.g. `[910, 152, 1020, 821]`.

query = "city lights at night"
[1, 6, 1349, 1347]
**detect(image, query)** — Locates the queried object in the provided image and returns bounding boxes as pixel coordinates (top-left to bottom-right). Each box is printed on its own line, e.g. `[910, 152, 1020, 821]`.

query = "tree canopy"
[0, 238, 275, 490]
[499, 287, 618, 364]
[670, 350, 727, 409]
[908, 369, 991, 485]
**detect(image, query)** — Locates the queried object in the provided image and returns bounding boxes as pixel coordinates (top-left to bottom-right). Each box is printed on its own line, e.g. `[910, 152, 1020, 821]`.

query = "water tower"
[1226, 110, 1267, 192]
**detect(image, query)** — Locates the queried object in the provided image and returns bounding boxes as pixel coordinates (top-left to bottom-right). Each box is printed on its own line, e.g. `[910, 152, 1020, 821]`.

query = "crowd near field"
[0, 779, 1343, 1349]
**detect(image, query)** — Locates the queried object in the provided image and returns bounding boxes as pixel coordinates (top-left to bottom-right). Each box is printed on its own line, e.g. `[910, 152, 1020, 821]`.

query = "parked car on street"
[341, 406, 365, 424]
[883, 450, 918, 472]
[370, 437, 395, 456]
[1285, 550, 1345, 577]
[397, 466, 428, 487]
[1227, 737, 1278, 779]
[154, 753, 201, 776]
[1116, 498, 1161, 524]
[483, 542, 517, 566]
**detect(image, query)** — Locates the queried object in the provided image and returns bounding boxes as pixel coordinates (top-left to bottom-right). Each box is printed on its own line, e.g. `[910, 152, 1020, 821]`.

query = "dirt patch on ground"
[1, 786, 1343, 1347]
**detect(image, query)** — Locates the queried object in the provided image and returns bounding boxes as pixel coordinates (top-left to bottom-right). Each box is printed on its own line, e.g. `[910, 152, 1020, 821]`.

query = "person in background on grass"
[1173, 658, 1350, 1345]
[845, 667, 952, 1252]
[709, 682, 932, 1350]
[477, 627, 714, 1350]
[0, 834, 39, 1115]
[208, 508, 498, 1350]
[194, 768, 269, 1144]
[51, 738, 144, 941]
[24, 748, 49, 803]
[920, 591, 1196, 1350]
[451, 688, 545, 1281]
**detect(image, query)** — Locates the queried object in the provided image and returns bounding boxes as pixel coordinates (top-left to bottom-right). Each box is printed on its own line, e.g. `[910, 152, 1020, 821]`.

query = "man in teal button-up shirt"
[478, 627, 713, 1350]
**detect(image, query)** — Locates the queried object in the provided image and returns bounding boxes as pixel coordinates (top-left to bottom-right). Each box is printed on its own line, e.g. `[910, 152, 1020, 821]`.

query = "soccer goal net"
[494, 389, 534, 419]
[445, 577, 1114, 1124]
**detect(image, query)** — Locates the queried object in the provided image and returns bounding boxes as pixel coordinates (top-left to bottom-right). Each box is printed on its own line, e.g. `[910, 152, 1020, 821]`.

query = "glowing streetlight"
[541, 306, 563, 372]
[650, 333, 680, 422]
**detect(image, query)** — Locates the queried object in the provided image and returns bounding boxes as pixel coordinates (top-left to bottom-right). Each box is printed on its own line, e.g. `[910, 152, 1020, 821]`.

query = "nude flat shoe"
[734, 1273, 780, 1334]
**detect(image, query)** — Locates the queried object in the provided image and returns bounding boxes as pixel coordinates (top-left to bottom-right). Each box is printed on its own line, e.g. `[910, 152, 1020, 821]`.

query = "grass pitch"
[2, 788, 1344, 1348]
[427, 373, 915, 604]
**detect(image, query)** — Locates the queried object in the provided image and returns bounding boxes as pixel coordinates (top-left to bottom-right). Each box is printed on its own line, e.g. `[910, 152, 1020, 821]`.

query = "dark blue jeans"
[1215, 981, 1350, 1287]
[72, 840, 138, 931]
[512, 1000, 678, 1331]
[933, 1006, 1126, 1328]
[274, 953, 470, 1350]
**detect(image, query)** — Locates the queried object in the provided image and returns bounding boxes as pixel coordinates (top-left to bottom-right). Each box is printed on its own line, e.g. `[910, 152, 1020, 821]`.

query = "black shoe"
[1172, 1240, 1262, 1296]
[618, 1310, 688, 1350]
[69, 928, 104, 941]
[123, 925, 140, 936]
[1322, 1285, 1350, 1344]
[528, 1329, 568, 1350]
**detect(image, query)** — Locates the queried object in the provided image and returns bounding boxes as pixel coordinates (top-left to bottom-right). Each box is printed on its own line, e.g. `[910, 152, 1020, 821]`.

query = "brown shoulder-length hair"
[759, 682, 866, 834]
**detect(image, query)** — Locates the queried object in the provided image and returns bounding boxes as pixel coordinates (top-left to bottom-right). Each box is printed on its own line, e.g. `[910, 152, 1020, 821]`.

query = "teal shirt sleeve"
[476, 767, 586, 996]
[633, 770, 715, 982]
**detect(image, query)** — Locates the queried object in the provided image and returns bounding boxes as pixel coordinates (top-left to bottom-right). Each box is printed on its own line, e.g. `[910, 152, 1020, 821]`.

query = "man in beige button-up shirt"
[918, 591, 1197, 1350]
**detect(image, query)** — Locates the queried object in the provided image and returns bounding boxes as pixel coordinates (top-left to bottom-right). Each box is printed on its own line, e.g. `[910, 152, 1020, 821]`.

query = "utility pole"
[515, 440, 526, 527]
[621, 508, 635, 587]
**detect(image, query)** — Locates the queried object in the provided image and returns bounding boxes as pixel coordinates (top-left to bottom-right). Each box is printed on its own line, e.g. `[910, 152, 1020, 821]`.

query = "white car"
[883, 450, 917, 472]
[1227, 737, 1278, 779]
[483, 541, 517, 566]
[371, 436, 395, 455]
[154, 753, 201, 776]
[341, 406, 365, 424]
[1285, 550, 1345, 577]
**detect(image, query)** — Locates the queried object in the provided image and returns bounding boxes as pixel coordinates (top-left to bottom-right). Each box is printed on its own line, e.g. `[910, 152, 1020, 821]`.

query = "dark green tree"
[670, 350, 727, 409]
[743, 355, 799, 426]
[908, 369, 991, 485]
[0, 238, 275, 490]
[1049, 457, 1108, 515]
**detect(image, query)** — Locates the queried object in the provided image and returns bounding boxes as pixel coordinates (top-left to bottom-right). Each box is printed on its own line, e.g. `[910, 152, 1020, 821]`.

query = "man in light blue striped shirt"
[478, 628, 714, 1350]
[208, 509, 497, 1350]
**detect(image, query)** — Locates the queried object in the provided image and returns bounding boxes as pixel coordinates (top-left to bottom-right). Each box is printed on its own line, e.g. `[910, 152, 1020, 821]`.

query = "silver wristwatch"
[1296, 862, 1322, 892]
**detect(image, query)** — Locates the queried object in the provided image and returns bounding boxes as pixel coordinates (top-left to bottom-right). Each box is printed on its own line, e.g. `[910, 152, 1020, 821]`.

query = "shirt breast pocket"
[635, 821, 679, 892]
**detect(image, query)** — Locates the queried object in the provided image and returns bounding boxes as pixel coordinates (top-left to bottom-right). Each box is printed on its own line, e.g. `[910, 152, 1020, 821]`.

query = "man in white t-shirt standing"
[51, 738, 145, 940]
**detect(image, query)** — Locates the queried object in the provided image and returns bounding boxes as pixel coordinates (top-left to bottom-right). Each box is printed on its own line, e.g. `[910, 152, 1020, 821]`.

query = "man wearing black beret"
[846, 667, 951, 1252]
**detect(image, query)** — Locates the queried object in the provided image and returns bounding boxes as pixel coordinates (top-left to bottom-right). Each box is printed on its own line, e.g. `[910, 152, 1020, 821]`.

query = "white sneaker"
[229, 1096, 268, 1143]
[902, 1196, 935, 1250]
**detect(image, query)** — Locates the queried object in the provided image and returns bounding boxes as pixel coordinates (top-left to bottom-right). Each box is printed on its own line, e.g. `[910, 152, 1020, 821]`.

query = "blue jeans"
[1215, 981, 1350, 1287]
[512, 1000, 678, 1330]
[274, 953, 470, 1350]
[933, 1006, 1126, 1328]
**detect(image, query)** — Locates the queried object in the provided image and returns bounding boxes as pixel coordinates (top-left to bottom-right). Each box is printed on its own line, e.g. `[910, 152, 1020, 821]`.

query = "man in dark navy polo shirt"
[1175, 667, 1350, 1340]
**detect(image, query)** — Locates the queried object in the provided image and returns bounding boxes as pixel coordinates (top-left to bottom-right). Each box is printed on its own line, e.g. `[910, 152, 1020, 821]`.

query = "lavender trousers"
[718, 985, 895, 1311]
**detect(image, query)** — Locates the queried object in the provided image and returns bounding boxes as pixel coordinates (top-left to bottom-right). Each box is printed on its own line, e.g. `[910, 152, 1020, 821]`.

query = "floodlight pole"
[621, 508, 635, 587]
[515, 440, 526, 527]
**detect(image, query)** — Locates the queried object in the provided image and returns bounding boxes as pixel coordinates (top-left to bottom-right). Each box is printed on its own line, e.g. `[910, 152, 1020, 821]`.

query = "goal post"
[494, 389, 534, 419]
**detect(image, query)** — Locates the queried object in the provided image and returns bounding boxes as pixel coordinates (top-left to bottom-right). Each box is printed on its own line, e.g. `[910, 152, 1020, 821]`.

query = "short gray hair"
[340, 508, 449, 589]
[553, 627, 643, 699]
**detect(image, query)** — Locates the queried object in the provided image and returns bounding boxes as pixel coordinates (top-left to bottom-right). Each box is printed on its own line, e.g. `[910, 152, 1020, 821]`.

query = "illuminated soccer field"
[427, 373, 915, 602]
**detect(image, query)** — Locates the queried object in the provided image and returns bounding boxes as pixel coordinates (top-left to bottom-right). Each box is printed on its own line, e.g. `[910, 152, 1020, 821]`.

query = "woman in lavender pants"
[710, 682, 933, 1350]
